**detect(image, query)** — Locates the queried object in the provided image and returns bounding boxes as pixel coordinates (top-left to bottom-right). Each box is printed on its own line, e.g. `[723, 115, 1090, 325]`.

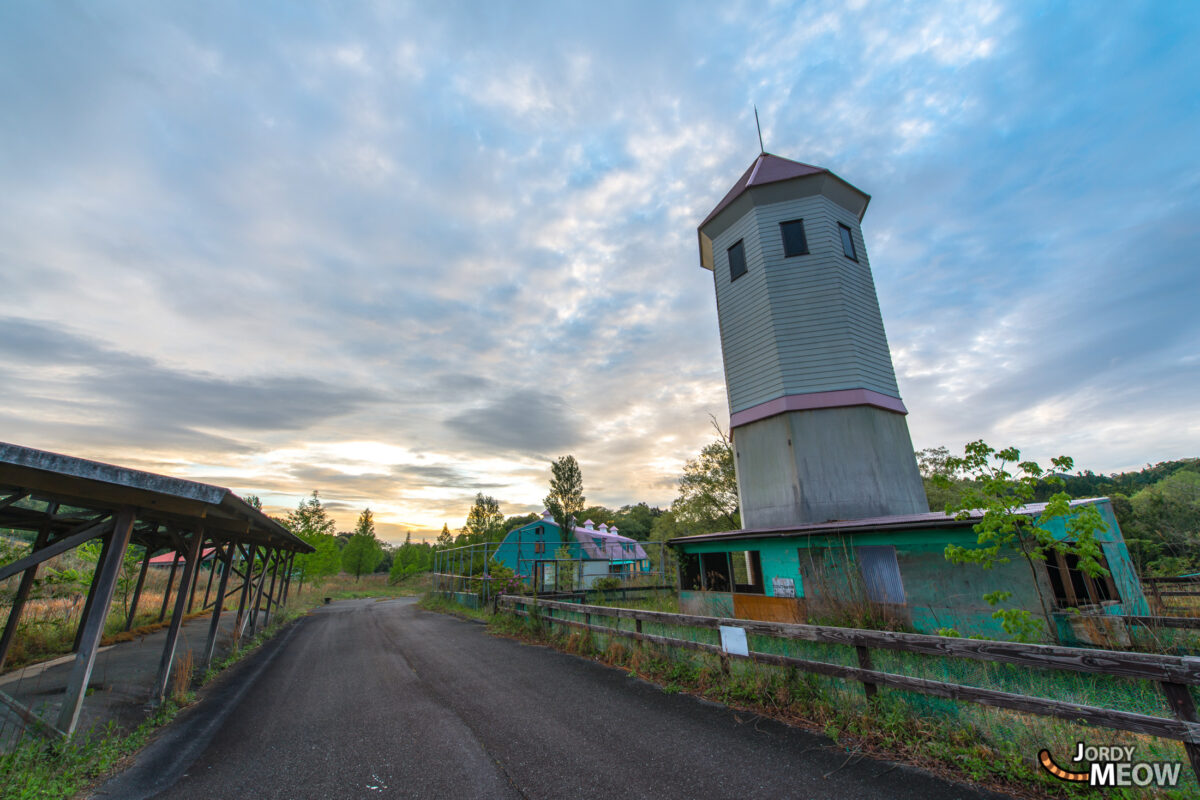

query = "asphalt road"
[96, 597, 1012, 800]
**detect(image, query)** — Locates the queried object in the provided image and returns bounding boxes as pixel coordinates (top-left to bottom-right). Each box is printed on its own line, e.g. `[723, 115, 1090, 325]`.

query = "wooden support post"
[57, 507, 136, 736]
[124, 545, 153, 631]
[281, 551, 295, 606]
[856, 645, 878, 700]
[0, 528, 50, 671]
[202, 542, 234, 671]
[151, 530, 203, 705]
[1151, 579, 1167, 615]
[159, 549, 181, 622]
[0, 514, 111, 583]
[262, 550, 280, 628]
[73, 531, 115, 653]
[1161, 682, 1200, 781]
[234, 544, 256, 640]
[1, 687, 65, 740]
[202, 542, 218, 610]
[187, 539, 206, 614]
[247, 547, 270, 638]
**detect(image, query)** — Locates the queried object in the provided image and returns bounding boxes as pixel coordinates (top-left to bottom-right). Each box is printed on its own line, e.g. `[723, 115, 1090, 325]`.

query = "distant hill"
[1037, 458, 1200, 501]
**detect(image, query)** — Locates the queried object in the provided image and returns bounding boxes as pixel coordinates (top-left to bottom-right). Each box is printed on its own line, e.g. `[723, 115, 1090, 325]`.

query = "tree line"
[283, 491, 436, 587]
[918, 447, 1200, 577]
[280, 431, 1197, 588]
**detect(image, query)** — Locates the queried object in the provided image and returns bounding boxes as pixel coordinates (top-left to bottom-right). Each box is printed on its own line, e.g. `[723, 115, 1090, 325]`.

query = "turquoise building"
[493, 511, 651, 591]
[669, 499, 1150, 645]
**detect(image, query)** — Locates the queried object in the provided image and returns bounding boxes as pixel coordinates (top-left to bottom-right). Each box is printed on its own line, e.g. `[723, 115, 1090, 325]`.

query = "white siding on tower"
[712, 192, 901, 415]
[711, 210, 782, 413]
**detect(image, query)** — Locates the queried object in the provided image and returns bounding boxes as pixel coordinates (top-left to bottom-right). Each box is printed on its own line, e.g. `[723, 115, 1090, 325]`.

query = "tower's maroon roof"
[699, 153, 828, 230]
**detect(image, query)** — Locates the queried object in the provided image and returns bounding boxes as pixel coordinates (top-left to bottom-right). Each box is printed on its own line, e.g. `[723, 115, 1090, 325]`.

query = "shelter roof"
[667, 499, 1109, 546]
[0, 442, 312, 553]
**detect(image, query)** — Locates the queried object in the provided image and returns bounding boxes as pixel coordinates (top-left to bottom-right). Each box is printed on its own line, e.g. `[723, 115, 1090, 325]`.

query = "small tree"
[285, 490, 340, 591]
[935, 440, 1109, 641]
[463, 493, 505, 542]
[436, 523, 453, 548]
[544, 455, 585, 539]
[673, 421, 740, 533]
[342, 507, 383, 581]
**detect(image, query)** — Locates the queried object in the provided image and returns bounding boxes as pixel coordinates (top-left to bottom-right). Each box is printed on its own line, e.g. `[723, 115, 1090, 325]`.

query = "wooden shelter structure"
[0, 442, 313, 739]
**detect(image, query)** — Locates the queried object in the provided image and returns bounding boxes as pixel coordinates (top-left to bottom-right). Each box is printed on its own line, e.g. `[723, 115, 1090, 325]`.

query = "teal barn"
[493, 511, 652, 591]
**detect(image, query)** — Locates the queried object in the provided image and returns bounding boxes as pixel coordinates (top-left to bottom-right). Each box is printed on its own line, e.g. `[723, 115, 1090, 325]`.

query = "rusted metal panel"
[733, 593, 804, 623]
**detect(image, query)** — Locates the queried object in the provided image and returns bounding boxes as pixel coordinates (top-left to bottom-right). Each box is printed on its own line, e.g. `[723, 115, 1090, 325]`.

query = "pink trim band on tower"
[730, 389, 908, 429]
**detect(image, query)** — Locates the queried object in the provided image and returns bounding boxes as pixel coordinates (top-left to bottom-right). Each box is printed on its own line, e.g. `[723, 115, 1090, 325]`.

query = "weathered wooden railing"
[498, 594, 1200, 779]
[1145, 577, 1200, 615]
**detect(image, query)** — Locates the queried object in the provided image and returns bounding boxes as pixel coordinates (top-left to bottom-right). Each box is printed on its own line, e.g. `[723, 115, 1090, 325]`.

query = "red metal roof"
[149, 546, 217, 565]
[698, 153, 828, 230]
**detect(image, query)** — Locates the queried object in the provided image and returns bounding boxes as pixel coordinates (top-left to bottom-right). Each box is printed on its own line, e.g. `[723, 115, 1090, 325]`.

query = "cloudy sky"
[1, 1, 1197, 542]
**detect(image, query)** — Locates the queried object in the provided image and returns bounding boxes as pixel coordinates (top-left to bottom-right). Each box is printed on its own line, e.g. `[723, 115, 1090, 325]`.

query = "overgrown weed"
[488, 607, 1196, 800]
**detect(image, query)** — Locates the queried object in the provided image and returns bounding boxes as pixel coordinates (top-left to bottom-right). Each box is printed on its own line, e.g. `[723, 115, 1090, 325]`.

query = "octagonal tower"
[698, 153, 927, 527]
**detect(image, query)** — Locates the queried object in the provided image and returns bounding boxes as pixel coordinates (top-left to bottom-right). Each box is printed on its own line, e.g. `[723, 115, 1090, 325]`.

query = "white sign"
[719, 625, 749, 657]
[772, 577, 796, 598]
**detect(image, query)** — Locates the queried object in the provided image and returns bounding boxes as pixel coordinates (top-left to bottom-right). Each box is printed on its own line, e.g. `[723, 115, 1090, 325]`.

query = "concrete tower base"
[732, 406, 929, 528]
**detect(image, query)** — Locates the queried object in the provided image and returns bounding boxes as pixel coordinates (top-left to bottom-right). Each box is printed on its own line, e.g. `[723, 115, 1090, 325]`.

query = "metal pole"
[58, 507, 136, 735]
[159, 549, 181, 622]
[0, 528, 50, 670]
[150, 529, 203, 705]
[202, 542, 234, 671]
[124, 545, 153, 631]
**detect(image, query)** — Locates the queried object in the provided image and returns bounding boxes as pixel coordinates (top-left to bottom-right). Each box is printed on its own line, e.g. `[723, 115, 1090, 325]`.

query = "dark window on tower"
[838, 223, 858, 261]
[780, 219, 809, 257]
[727, 239, 747, 282]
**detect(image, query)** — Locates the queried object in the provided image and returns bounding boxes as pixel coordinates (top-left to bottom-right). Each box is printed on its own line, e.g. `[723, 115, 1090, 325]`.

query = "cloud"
[445, 390, 585, 456]
[0, 316, 376, 440]
[0, 0, 1196, 532]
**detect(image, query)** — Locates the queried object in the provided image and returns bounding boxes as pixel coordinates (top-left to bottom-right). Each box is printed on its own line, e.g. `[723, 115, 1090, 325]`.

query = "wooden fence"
[1145, 577, 1200, 615]
[498, 594, 1200, 779]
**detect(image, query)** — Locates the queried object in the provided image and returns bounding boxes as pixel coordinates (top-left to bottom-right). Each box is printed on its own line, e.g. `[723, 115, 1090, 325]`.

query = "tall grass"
[1, 564, 236, 673]
[491, 602, 1199, 799]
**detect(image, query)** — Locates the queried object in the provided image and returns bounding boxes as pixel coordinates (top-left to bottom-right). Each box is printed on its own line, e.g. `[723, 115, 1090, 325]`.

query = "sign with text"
[772, 577, 796, 598]
[719, 625, 749, 657]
